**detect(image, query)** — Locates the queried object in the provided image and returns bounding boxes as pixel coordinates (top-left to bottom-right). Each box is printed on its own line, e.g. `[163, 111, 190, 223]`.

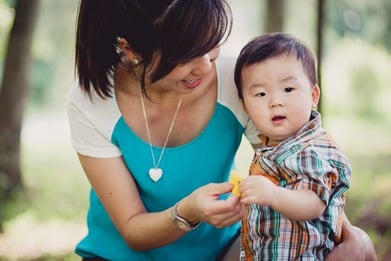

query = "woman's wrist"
[170, 201, 200, 231]
[175, 198, 200, 225]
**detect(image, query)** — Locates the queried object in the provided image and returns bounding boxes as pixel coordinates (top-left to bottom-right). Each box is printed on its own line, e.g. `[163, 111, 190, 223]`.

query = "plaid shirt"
[241, 110, 351, 261]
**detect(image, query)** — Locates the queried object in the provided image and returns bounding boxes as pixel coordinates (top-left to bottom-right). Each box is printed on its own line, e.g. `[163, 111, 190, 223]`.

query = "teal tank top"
[75, 103, 244, 260]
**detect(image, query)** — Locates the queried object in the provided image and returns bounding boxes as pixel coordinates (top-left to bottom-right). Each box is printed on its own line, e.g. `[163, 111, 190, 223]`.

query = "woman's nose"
[192, 55, 213, 75]
[192, 48, 220, 75]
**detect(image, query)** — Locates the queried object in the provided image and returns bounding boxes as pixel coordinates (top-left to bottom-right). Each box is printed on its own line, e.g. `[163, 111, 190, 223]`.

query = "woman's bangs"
[163, 0, 231, 62]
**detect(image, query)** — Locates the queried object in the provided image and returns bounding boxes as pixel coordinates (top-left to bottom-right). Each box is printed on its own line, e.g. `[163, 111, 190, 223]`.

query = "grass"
[0, 110, 390, 260]
[0, 111, 88, 261]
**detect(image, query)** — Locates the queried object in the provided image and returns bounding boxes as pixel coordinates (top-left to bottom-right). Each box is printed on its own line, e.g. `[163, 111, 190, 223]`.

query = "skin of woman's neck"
[114, 66, 184, 105]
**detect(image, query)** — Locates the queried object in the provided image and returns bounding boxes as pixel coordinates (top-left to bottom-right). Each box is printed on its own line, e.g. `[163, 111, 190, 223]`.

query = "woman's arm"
[325, 213, 377, 261]
[78, 154, 243, 251]
[78, 154, 183, 250]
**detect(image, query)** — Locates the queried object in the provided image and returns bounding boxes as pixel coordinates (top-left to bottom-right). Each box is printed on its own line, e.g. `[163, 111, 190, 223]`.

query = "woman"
[68, 1, 376, 260]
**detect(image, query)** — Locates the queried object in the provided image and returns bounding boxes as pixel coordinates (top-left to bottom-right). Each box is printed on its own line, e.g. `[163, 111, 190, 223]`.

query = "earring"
[132, 58, 139, 65]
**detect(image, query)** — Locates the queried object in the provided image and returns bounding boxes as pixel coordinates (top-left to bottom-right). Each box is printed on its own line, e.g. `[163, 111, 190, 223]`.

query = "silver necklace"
[140, 95, 183, 182]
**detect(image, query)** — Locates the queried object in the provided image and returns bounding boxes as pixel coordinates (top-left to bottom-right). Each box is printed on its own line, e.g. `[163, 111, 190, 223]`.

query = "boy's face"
[241, 53, 320, 146]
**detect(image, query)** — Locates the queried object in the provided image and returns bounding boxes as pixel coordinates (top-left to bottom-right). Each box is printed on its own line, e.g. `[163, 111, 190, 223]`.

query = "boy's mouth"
[272, 115, 286, 124]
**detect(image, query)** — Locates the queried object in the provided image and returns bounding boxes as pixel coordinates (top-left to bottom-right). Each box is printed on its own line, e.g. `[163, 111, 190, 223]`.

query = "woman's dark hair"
[75, 0, 232, 99]
[234, 32, 317, 99]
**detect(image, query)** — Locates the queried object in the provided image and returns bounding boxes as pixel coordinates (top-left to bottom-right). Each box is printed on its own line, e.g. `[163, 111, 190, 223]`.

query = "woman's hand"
[180, 182, 244, 228]
[326, 219, 377, 261]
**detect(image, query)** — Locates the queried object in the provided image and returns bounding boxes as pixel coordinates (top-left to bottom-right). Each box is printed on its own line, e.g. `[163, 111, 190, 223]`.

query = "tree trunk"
[0, 0, 41, 200]
[316, 0, 325, 114]
[265, 0, 285, 32]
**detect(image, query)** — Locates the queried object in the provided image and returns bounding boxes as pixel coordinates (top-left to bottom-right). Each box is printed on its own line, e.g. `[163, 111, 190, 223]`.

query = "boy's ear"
[312, 84, 321, 108]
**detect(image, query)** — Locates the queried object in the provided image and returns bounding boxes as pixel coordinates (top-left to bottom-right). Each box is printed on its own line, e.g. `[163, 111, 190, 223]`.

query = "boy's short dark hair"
[234, 32, 317, 99]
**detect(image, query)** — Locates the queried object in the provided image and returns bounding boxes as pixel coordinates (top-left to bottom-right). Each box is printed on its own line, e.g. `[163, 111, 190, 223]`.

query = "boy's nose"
[269, 94, 283, 108]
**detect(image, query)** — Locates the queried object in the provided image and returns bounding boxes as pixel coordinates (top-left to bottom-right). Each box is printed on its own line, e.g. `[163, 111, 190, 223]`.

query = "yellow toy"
[229, 170, 243, 197]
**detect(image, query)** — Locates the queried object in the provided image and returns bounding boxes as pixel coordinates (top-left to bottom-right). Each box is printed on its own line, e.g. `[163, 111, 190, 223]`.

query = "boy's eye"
[255, 92, 266, 97]
[285, 87, 294, 92]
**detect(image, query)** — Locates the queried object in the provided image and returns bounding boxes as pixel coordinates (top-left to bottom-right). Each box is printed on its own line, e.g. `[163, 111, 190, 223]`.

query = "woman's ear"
[117, 37, 140, 65]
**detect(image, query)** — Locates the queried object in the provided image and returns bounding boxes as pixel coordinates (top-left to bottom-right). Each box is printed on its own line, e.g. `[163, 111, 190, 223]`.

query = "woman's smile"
[182, 78, 202, 89]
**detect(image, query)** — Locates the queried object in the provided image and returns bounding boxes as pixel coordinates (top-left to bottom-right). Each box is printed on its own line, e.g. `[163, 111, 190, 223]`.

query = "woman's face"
[151, 47, 221, 95]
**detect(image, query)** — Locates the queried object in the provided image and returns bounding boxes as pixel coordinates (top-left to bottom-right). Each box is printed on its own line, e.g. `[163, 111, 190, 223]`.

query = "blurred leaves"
[0, 0, 78, 108]
[327, 0, 391, 52]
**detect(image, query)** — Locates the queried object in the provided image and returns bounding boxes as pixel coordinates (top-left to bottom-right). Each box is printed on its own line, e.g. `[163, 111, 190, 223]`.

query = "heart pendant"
[149, 168, 163, 182]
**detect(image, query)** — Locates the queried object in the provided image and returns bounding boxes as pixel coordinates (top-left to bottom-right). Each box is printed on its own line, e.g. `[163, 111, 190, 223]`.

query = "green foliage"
[0, 253, 80, 261]
[0, 0, 13, 83]
[0, 186, 30, 232]
[350, 65, 383, 120]
[30, 59, 56, 105]
[344, 156, 391, 261]
[323, 38, 391, 125]
[20, 138, 89, 220]
[327, 0, 391, 52]
[27, 0, 78, 107]
[0, 0, 79, 107]
[0, 112, 90, 259]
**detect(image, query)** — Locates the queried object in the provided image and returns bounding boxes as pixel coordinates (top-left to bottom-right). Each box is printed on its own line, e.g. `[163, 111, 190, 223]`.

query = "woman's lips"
[182, 78, 202, 89]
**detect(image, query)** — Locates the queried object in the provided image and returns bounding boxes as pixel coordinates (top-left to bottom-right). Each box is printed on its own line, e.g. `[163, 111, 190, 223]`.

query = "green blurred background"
[0, 0, 390, 260]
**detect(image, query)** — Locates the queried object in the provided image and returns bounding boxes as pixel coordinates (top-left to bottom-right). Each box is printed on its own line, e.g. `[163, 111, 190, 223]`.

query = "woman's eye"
[178, 59, 192, 65]
[285, 87, 294, 92]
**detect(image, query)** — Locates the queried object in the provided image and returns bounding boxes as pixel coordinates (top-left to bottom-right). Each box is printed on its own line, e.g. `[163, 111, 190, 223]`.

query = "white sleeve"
[67, 86, 122, 158]
[243, 119, 260, 146]
[216, 56, 260, 146]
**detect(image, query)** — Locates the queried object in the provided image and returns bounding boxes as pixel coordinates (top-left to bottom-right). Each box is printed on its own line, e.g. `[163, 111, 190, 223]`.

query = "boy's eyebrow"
[279, 75, 298, 83]
[247, 76, 298, 90]
[248, 83, 265, 90]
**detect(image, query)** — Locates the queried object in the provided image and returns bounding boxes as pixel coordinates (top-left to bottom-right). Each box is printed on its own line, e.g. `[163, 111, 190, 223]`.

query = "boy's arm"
[269, 186, 326, 221]
[240, 175, 325, 221]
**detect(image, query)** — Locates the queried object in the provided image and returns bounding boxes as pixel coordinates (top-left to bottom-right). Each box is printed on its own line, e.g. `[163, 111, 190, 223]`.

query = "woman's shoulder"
[215, 55, 260, 146]
[215, 55, 237, 99]
[67, 84, 120, 120]
[67, 84, 122, 156]
[215, 55, 245, 120]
